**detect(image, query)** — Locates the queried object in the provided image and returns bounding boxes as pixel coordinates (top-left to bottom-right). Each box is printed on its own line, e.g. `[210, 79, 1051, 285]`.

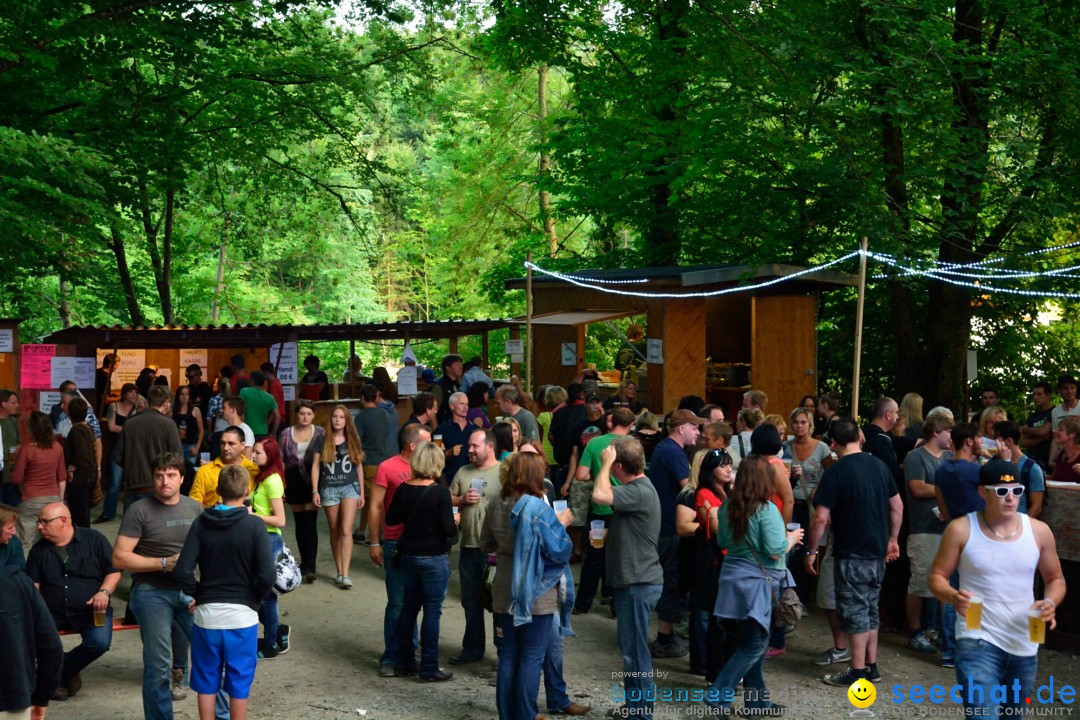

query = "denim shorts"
[319, 482, 360, 507]
[835, 557, 885, 634]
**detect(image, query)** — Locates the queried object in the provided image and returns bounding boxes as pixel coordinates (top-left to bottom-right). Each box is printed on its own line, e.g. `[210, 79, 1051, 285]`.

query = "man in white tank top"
[929, 459, 1065, 717]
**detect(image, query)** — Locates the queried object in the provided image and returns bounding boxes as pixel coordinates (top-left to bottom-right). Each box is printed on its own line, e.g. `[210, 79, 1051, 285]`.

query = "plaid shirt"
[207, 393, 224, 427]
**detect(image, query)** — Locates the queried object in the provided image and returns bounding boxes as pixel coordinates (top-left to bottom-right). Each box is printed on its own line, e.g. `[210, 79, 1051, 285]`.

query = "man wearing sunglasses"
[929, 459, 1065, 717]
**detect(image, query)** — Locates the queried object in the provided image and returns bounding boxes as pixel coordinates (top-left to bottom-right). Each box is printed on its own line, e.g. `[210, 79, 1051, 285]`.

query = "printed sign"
[504, 339, 524, 355]
[50, 357, 96, 388]
[269, 342, 299, 384]
[96, 348, 146, 390]
[646, 338, 663, 365]
[0, 329, 12, 353]
[20, 344, 56, 389]
[561, 343, 578, 366]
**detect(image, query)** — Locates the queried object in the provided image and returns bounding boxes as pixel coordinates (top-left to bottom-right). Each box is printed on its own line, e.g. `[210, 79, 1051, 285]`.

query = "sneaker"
[907, 632, 937, 654]
[302, 572, 317, 584]
[67, 672, 82, 697]
[334, 574, 343, 587]
[51, 687, 69, 702]
[170, 668, 187, 701]
[420, 670, 454, 682]
[764, 647, 787, 660]
[340, 576, 353, 589]
[823, 666, 868, 687]
[813, 646, 852, 666]
[276, 624, 291, 655]
[865, 663, 881, 683]
[257, 639, 279, 659]
[650, 637, 689, 659]
[941, 655, 955, 669]
[379, 664, 396, 678]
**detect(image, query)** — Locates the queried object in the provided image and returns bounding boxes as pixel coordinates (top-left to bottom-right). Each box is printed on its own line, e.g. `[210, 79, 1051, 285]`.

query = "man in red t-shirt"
[368, 423, 431, 677]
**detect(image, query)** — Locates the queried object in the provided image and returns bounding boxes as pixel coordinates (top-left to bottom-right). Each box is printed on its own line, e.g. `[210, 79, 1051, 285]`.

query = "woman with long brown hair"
[704, 455, 802, 716]
[311, 404, 365, 588]
[13, 411, 66, 547]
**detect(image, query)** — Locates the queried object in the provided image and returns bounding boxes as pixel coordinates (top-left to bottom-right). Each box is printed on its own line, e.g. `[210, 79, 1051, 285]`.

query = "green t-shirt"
[449, 463, 502, 548]
[251, 472, 284, 536]
[579, 433, 622, 516]
[238, 387, 277, 436]
[715, 501, 788, 570]
[0, 415, 19, 484]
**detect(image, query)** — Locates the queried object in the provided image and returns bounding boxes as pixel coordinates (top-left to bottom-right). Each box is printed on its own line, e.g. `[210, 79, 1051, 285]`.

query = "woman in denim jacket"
[481, 452, 574, 720]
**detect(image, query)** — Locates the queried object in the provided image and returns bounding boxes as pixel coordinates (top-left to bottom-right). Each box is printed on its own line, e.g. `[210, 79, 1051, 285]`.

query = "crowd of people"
[0, 352, 1075, 719]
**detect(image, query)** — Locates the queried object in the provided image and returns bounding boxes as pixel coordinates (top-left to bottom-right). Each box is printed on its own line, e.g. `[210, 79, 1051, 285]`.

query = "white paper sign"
[180, 349, 208, 368]
[283, 385, 296, 402]
[269, 342, 299, 384]
[96, 348, 146, 390]
[561, 343, 577, 366]
[397, 365, 418, 396]
[505, 339, 524, 355]
[0, 329, 12, 353]
[510, 353, 524, 363]
[400, 342, 418, 365]
[50, 357, 96, 388]
[38, 391, 62, 414]
[647, 338, 663, 365]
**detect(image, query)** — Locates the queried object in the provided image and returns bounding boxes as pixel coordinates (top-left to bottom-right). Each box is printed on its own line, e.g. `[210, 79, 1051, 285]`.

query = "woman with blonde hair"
[387, 442, 457, 681]
[311, 404, 365, 588]
[978, 406, 1008, 458]
[900, 393, 924, 439]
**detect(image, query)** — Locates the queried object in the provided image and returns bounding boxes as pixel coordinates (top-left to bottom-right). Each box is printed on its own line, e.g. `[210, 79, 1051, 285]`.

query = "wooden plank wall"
[532, 323, 584, 391]
[0, 320, 18, 394]
[652, 299, 706, 414]
[751, 294, 817, 419]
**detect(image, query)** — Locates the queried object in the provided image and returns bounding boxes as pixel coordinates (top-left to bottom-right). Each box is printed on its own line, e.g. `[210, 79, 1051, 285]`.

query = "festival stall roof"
[505, 262, 858, 415]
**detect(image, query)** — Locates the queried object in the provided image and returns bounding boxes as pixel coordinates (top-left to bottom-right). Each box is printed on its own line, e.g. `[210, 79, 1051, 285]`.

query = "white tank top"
[956, 511, 1039, 657]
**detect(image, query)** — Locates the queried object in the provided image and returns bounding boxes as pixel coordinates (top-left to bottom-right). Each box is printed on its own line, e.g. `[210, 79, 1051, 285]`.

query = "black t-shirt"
[813, 452, 898, 560]
[550, 402, 587, 466]
[26, 527, 117, 630]
[1024, 408, 1054, 468]
[570, 416, 605, 466]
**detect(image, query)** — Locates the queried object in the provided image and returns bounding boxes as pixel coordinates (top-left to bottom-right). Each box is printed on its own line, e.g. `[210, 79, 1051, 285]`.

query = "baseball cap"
[668, 409, 706, 428]
[1058, 374, 1077, 388]
[979, 458, 1021, 486]
[585, 390, 601, 402]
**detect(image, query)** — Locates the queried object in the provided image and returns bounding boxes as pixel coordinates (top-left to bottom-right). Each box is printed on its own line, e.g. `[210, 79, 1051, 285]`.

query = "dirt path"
[54, 514, 1079, 719]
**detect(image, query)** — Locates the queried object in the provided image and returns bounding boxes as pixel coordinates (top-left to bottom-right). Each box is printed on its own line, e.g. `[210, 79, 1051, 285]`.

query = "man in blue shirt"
[645, 409, 704, 659]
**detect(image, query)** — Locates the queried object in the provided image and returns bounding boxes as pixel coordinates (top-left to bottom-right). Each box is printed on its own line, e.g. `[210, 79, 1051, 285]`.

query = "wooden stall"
[507, 264, 856, 416]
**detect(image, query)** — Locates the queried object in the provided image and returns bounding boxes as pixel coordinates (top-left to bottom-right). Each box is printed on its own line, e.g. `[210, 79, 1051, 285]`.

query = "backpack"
[274, 543, 301, 596]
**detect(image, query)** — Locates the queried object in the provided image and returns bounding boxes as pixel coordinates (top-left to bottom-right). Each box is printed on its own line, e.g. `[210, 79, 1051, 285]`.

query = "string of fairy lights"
[525, 240, 1080, 300]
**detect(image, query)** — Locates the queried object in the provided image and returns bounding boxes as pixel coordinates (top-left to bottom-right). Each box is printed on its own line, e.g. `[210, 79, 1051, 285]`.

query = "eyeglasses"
[37, 516, 66, 526]
[987, 485, 1025, 498]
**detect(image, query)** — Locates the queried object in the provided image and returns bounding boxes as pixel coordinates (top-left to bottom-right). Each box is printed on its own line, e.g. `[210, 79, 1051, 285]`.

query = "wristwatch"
[98, 588, 111, 596]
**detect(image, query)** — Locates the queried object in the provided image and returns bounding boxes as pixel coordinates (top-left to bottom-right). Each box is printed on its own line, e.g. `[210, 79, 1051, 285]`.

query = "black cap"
[585, 390, 601, 402]
[1058, 374, 1078, 388]
[979, 458, 1021, 486]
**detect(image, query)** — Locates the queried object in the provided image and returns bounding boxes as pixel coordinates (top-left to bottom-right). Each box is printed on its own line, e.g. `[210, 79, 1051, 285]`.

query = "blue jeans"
[100, 459, 123, 519]
[496, 612, 552, 720]
[612, 583, 662, 718]
[380, 539, 413, 667]
[458, 546, 488, 660]
[396, 553, 450, 676]
[942, 569, 959, 659]
[258, 533, 284, 644]
[131, 583, 229, 720]
[61, 607, 113, 684]
[1, 480, 21, 506]
[955, 639, 1037, 717]
[543, 613, 572, 713]
[705, 617, 773, 711]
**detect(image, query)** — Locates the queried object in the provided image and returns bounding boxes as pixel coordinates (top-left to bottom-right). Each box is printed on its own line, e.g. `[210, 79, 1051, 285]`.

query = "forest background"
[2, 0, 1079, 415]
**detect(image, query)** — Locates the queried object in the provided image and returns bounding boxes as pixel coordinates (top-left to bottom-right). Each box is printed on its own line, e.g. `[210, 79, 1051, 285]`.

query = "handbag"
[274, 543, 301, 595]
[389, 485, 433, 569]
[749, 544, 804, 632]
[90, 474, 104, 508]
[480, 563, 497, 613]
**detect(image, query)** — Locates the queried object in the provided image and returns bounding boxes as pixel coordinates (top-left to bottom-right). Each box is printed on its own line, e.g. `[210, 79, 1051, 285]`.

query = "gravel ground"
[51, 513, 1079, 720]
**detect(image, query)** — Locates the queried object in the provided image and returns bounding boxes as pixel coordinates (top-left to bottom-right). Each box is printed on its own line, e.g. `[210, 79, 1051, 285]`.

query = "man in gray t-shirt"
[902, 415, 953, 653]
[593, 437, 662, 718]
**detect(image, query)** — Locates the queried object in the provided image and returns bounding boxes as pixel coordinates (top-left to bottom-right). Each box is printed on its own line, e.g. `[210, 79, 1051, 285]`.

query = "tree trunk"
[109, 226, 145, 326]
[211, 238, 226, 322]
[160, 184, 175, 324]
[57, 252, 72, 329]
[537, 63, 558, 258]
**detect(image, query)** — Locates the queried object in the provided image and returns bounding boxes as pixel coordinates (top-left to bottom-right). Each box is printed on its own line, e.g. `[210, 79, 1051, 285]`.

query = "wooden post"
[348, 338, 357, 399]
[851, 237, 869, 421]
[481, 332, 489, 374]
[526, 251, 533, 394]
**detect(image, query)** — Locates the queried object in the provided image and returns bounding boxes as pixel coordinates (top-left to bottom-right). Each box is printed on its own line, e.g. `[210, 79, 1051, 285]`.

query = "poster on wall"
[268, 342, 298, 384]
[50, 357, 96, 388]
[20, 344, 56, 389]
[38, 391, 62, 414]
[180, 349, 208, 371]
[397, 365, 418, 396]
[646, 338, 663, 365]
[96, 348, 146, 390]
[0, 329, 12, 353]
[561, 343, 578, 366]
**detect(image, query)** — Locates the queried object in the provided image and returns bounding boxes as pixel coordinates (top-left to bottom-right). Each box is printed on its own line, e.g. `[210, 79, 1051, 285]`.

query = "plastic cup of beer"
[199, 452, 210, 466]
[591, 520, 605, 533]
[589, 528, 607, 549]
[966, 596, 984, 630]
[553, 500, 568, 514]
[471, 479, 484, 495]
[786, 523, 800, 532]
[94, 608, 107, 628]
[433, 435, 444, 448]
[1028, 609, 1046, 644]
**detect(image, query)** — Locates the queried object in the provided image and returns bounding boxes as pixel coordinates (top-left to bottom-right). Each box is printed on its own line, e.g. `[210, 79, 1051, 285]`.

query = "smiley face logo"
[848, 678, 876, 709]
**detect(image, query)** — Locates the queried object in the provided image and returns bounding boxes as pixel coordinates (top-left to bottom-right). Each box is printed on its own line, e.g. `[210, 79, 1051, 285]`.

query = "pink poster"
[20, 344, 56, 389]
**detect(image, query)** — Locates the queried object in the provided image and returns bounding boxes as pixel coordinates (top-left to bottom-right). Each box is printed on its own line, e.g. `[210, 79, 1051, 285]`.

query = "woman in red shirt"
[13, 410, 66, 547]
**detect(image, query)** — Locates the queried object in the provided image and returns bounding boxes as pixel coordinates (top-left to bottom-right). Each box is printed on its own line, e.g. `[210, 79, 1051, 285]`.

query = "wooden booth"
[507, 264, 856, 417]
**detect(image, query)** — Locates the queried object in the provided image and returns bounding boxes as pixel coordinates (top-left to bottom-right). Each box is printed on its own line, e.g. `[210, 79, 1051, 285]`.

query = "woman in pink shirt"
[13, 410, 66, 547]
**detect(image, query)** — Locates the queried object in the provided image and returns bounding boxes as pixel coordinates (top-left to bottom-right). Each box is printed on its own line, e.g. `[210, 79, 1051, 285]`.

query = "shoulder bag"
[749, 540, 803, 632]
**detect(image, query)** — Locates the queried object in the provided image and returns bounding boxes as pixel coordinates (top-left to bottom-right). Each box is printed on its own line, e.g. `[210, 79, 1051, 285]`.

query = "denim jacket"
[712, 555, 792, 633]
[509, 494, 576, 636]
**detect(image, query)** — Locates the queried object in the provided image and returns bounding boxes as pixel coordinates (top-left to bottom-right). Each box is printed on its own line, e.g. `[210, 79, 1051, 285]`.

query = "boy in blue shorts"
[176, 464, 275, 720]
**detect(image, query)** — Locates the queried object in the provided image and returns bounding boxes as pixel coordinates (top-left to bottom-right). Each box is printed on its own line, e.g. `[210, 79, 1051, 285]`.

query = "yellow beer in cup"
[966, 596, 984, 630]
[1028, 610, 1046, 644]
[94, 608, 106, 627]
